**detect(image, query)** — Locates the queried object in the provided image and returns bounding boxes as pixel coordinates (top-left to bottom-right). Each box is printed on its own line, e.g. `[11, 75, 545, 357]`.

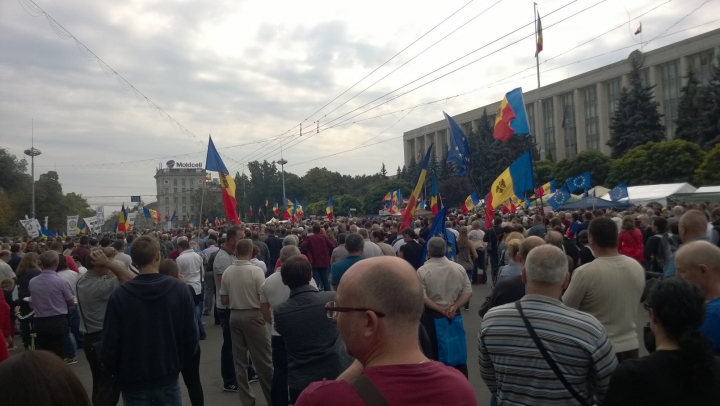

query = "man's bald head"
[676, 240, 720, 299]
[545, 231, 563, 249]
[520, 236, 545, 264]
[339, 256, 423, 330]
[679, 209, 708, 242]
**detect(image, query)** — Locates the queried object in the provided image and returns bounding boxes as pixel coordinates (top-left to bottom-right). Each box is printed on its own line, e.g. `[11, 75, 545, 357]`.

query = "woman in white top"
[250, 245, 268, 274]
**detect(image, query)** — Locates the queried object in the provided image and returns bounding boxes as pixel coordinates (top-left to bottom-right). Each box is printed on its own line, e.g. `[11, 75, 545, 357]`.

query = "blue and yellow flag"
[205, 136, 239, 225]
[485, 150, 534, 225]
[493, 88, 530, 142]
[420, 207, 457, 265]
[327, 197, 334, 220]
[400, 143, 433, 230]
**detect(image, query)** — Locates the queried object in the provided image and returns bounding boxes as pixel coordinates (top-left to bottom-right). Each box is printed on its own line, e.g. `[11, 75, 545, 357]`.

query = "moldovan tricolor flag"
[283, 198, 294, 220]
[493, 88, 531, 142]
[461, 192, 480, 214]
[273, 201, 279, 216]
[400, 143, 433, 230]
[485, 150, 535, 227]
[535, 12, 543, 57]
[205, 136, 239, 225]
[327, 197, 334, 220]
[429, 173, 440, 215]
[118, 203, 130, 232]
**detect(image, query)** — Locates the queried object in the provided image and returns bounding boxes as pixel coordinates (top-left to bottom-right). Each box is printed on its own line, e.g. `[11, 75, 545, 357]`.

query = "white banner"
[44, 216, 48, 230]
[20, 218, 41, 238]
[96, 206, 105, 226]
[128, 212, 137, 229]
[67, 215, 79, 237]
[83, 217, 100, 233]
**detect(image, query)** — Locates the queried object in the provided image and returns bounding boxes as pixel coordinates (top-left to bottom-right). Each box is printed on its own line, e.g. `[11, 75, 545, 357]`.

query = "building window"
[606, 78, 622, 123]
[198, 179, 203, 184]
[542, 99, 555, 160]
[190, 206, 195, 212]
[662, 60, 681, 138]
[689, 50, 715, 85]
[173, 187, 177, 193]
[182, 206, 186, 213]
[181, 178, 186, 186]
[164, 197, 169, 204]
[181, 188, 186, 192]
[584, 86, 600, 151]
[526, 103, 536, 138]
[561, 93, 577, 159]
[173, 179, 177, 186]
[182, 197, 186, 203]
[164, 187, 169, 194]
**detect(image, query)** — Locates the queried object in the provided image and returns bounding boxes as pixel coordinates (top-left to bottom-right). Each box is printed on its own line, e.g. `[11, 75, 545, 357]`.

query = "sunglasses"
[325, 301, 386, 319]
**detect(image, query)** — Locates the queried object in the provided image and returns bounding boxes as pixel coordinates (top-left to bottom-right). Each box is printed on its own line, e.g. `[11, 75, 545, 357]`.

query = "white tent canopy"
[600, 183, 696, 207]
[670, 185, 720, 203]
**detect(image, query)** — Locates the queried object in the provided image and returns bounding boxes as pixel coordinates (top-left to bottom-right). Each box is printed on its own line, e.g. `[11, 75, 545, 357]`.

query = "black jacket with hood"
[101, 273, 198, 391]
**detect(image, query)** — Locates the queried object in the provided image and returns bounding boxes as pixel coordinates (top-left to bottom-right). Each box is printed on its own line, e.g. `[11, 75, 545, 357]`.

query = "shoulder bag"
[350, 374, 390, 406]
[515, 301, 589, 406]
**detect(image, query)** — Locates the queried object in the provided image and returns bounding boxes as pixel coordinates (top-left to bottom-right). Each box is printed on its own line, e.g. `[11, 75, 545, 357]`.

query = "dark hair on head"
[158, 259, 179, 279]
[56, 254, 68, 271]
[206, 239, 216, 247]
[646, 278, 717, 389]
[588, 217, 618, 248]
[130, 236, 160, 267]
[669, 221, 679, 235]
[281, 256, 312, 289]
[371, 230, 385, 241]
[582, 212, 593, 221]
[178, 239, 190, 250]
[112, 239, 125, 251]
[338, 233, 346, 244]
[99, 237, 111, 248]
[127, 234, 135, 244]
[493, 217, 502, 226]
[502, 226, 512, 235]
[79, 235, 89, 245]
[225, 226, 239, 241]
[653, 217, 668, 234]
[49, 242, 63, 252]
[345, 233, 364, 253]
[401, 227, 417, 239]
[312, 223, 321, 233]
[0, 350, 91, 406]
[10, 243, 20, 253]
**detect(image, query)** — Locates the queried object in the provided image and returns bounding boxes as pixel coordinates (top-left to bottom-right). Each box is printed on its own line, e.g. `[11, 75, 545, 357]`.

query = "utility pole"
[24, 119, 42, 220]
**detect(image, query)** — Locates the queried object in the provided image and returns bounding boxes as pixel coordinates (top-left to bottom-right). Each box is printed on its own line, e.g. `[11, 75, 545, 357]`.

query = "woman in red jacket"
[618, 215, 645, 265]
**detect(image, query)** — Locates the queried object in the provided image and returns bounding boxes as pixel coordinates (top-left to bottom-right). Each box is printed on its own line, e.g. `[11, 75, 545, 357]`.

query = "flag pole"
[533, 2, 547, 220]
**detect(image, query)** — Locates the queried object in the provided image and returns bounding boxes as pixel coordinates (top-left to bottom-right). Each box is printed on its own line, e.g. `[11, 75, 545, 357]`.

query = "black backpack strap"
[350, 375, 390, 406]
[515, 301, 589, 406]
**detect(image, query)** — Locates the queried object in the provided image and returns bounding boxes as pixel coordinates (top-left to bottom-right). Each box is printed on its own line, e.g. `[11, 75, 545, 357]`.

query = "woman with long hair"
[15, 252, 40, 349]
[618, 215, 645, 265]
[605, 278, 720, 405]
[457, 227, 478, 310]
[158, 259, 204, 406]
[497, 238, 523, 281]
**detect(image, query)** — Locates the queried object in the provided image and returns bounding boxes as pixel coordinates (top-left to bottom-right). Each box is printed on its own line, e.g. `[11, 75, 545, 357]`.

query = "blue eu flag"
[420, 207, 457, 265]
[609, 183, 629, 201]
[565, 171, 591, 192]
[548, 185, 571, 210]
[444, 112, 471, 177]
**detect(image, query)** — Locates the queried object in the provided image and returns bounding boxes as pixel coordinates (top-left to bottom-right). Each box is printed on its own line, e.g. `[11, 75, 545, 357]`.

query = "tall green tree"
[361, 179, 413, 214]
[608, 59, 665, 158]
[379, 163, 388, 179]
[606, 140, 704, 186]
[697, 62, 720, 150]
[551, 150, 612, 187]
[675, 70, 704, 144]
[694, 143, 720, 185]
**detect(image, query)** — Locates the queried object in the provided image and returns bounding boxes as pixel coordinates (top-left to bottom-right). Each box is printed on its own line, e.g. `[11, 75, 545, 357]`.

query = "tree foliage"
[551, 150, 612, 186]
[535, 160, 555, 185]
[606, 140, 705, 186]
[675, 70, 705, 144]
[694, 143, 720, 185]
[361, 179, 413, 215]
[438, 177, 473, 209]
[608, 60, 665, 158]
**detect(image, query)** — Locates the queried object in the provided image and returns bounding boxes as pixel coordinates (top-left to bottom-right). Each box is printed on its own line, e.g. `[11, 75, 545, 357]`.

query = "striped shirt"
[479, 295, 617, 406]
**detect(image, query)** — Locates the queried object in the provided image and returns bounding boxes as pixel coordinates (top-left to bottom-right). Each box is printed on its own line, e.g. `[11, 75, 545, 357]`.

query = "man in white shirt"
[220, 239, 273, 406]
[176, 238, 205, 340]
[357, 228, 382, 258]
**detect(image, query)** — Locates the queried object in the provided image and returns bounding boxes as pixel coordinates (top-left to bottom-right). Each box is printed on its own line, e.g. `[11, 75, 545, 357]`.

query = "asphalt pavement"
[8, 282, 649, 405]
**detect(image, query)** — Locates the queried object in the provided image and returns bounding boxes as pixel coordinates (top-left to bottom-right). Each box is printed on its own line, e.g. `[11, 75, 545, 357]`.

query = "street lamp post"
[24, 122, 41, 220]
[277, 158, 287, 202]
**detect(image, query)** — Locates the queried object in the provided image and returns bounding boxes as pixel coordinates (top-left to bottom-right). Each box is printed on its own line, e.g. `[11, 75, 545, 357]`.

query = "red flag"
[535, 186, 545, 198]
[635, 22, 642, 35]
[249, 206, 254, 216]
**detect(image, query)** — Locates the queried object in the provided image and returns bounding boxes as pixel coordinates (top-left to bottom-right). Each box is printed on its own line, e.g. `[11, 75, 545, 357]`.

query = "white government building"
[403, 28, 720, 166]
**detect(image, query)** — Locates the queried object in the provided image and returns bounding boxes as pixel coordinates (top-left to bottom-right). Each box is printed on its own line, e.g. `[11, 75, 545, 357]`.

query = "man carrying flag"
[205, 136, 240, 225]
[400, 144, 433, 230]
[327, 197, 334, 220]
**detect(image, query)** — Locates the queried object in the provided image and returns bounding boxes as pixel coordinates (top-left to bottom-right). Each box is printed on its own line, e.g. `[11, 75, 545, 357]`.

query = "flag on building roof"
[430, 173, 440, 215]
[205, 136, 239, 225]
[535, 12, 543, 57]
[461, 191, 481, 214]
[400, 144, 433, 230]
[485, 150, 535, 226]
[327, 197, 334, 220]
[444, 112, 471, 177]
[635, 22, 642, 35]
[493, 88, 531, 142]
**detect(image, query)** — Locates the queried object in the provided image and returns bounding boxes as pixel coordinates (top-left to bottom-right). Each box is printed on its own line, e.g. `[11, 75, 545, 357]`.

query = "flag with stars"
[420, 207, 457, 265]
[609, 183, 629, 201]
[444, 112, 471, 176]
[565, 171, 591, 193]
[548, 185, 572, 210]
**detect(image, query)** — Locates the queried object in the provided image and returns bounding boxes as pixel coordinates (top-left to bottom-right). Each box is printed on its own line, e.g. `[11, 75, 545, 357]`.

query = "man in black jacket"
[101, 236, 198, 405]
[264, 227, 283, 275]
[483, 217, 505, 284]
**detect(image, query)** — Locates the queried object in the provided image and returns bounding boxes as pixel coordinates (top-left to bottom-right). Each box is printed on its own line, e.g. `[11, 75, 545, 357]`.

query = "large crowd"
[1, 202, 720, 406]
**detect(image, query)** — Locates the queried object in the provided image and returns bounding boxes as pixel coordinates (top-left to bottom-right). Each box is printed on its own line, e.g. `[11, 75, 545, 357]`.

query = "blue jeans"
[122, 380, 181, 406]
[195, 295, 206, 337]
[312, 267, 331, 292]
[65, 305, 83, 359]
[218, 309, 237, 386]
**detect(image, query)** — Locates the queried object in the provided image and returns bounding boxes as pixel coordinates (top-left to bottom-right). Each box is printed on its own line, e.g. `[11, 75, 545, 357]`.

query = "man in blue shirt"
[676, 240, 720, 355]
[330, 233, 364, 290]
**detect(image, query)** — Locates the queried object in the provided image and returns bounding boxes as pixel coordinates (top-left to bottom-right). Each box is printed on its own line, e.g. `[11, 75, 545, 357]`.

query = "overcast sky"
[2, 0, 719, 213]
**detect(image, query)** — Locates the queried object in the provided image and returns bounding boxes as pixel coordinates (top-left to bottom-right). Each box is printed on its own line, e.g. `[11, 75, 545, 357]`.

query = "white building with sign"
[154, 160, 221, 223]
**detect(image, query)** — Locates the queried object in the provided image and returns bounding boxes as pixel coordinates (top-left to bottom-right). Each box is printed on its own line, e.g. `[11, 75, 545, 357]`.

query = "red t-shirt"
[295, 361, 477, 406]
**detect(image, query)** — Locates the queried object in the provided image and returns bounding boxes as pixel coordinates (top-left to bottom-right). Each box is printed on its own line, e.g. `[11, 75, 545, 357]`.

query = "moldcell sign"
[166, 160, 202, 169]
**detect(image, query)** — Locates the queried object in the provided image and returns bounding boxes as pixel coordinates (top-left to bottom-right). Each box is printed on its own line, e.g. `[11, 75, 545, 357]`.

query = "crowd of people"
[0, 201, 720, 405]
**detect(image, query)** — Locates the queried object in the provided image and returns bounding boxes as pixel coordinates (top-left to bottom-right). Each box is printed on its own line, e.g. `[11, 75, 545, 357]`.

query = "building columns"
[574, 89, 587, 154]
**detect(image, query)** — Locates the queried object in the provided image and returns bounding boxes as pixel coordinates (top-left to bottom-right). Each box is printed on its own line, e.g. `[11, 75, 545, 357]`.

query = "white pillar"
[574, 89, 586, 154]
